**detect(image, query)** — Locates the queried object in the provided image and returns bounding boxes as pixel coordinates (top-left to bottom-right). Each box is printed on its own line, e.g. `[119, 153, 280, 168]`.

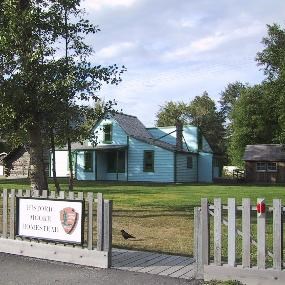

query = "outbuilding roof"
[243, 144, 285, 161]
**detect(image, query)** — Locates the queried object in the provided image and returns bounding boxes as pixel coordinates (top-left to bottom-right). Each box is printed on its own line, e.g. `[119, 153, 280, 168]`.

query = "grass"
[0, 178, 285, 257]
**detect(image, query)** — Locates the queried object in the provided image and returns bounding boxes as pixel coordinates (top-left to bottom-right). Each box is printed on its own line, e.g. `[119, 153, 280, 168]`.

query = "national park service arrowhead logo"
[60, 207, 78, 234]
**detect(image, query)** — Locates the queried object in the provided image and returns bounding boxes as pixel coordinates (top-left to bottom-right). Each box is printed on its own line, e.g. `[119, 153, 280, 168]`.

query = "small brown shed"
[243, 144, 285, 183]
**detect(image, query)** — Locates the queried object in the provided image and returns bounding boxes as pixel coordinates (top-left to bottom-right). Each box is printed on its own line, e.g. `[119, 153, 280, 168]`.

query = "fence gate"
[194, 198, 285, 285]
[0, 189, 112, 268]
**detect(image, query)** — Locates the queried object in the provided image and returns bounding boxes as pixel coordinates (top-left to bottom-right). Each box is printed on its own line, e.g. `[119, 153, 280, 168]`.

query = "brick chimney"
[176, 120, 183, 151]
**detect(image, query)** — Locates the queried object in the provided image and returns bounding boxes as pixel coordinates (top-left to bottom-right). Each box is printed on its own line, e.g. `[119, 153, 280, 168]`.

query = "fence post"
[9, 189, 16, 239]
[242, 198, 251, 268]
[214, 198, 222, 266]
[87, 192, 94, 250]
[42, 190, 48, 198]
[104, 200, 113, 267]
[201, 198, 209, 266]
[273, 199, 282, 270]
[228, 198, 236, 266]
[97, 193, 104, 251]
[257, 198, 266, 269]
[194, 206, 203, 279]
[2, 189, 8, 239]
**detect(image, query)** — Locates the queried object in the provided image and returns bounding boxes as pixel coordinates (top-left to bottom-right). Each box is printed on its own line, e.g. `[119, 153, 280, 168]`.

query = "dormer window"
[103, 124, 112, 143]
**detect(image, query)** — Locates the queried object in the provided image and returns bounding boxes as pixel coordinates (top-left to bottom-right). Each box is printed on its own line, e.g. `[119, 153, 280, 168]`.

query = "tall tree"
[156, 101, 188, 126]
[219, 82, 248, 121]
[155, 92, 225, 153]
[188, 92, 225, 154]
[0, 0, 125, 191]
[256, 23, 285, 143]
[228, 85, 275, 166]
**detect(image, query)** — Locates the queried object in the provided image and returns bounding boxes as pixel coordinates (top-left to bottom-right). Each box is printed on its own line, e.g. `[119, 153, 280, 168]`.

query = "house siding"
[50, 150, 69, 177]
[93, 117, 128, 146]
[198, 152, 213, 183]
[76, 151, 96, 180]
[148, 126, 199, 152]
[148, 126, 212, 153]
[128, 138, 174, 182]
[176, 153, 198, 182]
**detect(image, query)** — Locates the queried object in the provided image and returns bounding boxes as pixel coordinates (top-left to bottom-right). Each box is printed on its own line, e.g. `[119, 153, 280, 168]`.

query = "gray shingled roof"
[113, 113, 152, 139]
[243, 144, 285, 161]
[113, 113, 189, 153]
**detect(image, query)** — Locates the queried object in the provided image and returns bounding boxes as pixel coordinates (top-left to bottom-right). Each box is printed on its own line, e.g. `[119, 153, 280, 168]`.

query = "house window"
[103, 124, 112, 143]
[187, 156, 193, 169]
[84, 151, 93, 172]
[267, 162, 277, 172]
[107, 151, 125, 173]
[256, 162, 266, 172]
[144, 151, 154, 172]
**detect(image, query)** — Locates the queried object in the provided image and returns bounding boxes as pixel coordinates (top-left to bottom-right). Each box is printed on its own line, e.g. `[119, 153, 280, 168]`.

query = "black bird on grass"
[121, 229, 135, 240]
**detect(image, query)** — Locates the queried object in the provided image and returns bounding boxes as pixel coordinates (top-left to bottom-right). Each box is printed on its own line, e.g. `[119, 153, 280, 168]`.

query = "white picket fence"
[0, 189, 112, 268]
[194, 198, 285, 285]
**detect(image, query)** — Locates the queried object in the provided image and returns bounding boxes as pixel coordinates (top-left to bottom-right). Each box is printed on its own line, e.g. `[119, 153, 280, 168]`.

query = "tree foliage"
[0, 0, 125, 190]
[228, 85, 275, 166]
[156, 101, 188, 126]
[219, 81, 248, 121]
[156, 92, 225, 154]
[256, 23, 285, 143]
[189, 92, 225, 154]
[224, 23, 285, 165]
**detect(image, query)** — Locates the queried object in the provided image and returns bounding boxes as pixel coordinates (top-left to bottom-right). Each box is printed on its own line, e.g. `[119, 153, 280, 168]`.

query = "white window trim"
[256, 162, 266, 172]
[267, 162, 278, 172]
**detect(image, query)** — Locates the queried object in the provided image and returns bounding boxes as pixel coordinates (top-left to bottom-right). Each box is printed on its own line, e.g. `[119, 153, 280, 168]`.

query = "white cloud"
[82, 0, 136, 11]
[162, 22, 264, 62]
[96, 42, 137, 59]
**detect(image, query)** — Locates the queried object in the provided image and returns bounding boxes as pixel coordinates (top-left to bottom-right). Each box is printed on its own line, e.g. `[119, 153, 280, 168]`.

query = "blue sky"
[81, 0, 285, 126]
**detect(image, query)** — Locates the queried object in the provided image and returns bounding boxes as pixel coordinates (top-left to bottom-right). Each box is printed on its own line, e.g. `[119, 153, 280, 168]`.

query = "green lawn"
[0, 178, 284, 257]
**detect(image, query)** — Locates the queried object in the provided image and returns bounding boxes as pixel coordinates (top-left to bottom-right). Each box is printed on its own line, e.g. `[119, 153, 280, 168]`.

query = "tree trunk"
[29, 123, 48, 194]
[50, 127, 60, 194]
[67, 137, 74, 191]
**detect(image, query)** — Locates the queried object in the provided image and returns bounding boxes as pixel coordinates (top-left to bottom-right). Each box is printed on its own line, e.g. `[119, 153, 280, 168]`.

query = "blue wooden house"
[52, 113, 216, 183]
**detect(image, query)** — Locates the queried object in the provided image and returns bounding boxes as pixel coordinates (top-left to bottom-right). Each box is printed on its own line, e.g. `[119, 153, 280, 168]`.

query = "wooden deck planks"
[139, 255, 181, 274]
[111, 248, 196, 280]
[117, 252, 162, 270]
[113, 251, 157, 268]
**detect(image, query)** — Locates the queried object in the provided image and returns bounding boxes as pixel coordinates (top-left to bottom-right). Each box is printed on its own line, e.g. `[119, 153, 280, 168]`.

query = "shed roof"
[243, 144, 285, 161]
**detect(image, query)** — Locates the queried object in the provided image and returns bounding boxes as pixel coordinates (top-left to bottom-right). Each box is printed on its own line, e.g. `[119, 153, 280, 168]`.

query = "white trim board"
[0, 238, 109, 268]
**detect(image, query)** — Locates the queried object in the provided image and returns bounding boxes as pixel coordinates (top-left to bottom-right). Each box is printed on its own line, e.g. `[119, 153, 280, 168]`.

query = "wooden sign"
[16, 197, 84, 244]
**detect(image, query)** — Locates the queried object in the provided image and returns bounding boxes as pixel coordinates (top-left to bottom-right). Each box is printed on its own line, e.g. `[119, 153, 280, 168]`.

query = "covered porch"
[95, 145, 128, 181]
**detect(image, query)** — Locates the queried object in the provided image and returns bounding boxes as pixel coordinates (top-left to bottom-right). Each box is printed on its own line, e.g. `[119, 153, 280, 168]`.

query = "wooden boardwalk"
[111, 248, 196, 280]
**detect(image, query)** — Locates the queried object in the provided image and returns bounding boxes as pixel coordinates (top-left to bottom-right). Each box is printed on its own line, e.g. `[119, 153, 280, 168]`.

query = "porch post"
[116, 150, 119, 181]
[95, 150, 97, 181]
[127, 137, 129, 181]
